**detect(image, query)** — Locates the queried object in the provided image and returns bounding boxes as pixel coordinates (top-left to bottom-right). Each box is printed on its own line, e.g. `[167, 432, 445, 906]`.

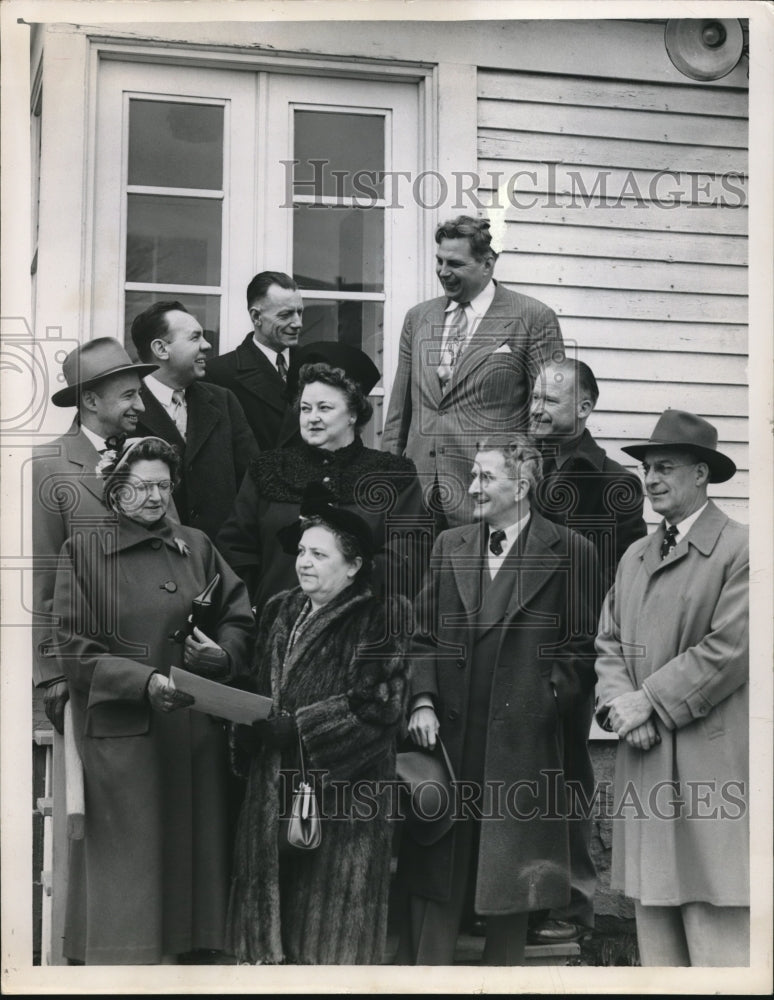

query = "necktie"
[275, 352, 288, 383]
[171, 389, 187, 439]
[660, 524, 678, 560]
[489, 529, 506, 556]
[437, 304, 469, 389]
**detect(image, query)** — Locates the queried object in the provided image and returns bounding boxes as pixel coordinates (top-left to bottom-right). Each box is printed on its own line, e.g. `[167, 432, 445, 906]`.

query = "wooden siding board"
[590, 413, 748, 443]
[594, 438, 748, 470]
[593, 380, 747, 416]
[579, 348, 747, 386]
[559, 319, 747, 355]
[478, 100, 749, 149]
[477, 70, 750, 119]
[487, 202, 748, 236]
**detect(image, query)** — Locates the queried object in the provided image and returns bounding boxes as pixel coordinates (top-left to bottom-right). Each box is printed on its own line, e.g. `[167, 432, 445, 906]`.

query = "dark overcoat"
[136, 380, 259, 541]
[227, 585, 410, 964]
[53, 515, 255, 963]
[403, 511, 599, 914]
[216, 437, 427, 615]
[202, 333, 297, 451]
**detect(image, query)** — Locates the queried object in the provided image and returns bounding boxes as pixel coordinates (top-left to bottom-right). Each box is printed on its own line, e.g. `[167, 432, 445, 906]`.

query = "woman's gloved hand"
[147, 672, 195, 713]
[183, 626, 230, 679]
[252, 712, 298, 750]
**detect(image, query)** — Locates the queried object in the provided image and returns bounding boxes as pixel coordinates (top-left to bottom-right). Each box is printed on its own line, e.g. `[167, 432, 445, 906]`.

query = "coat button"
[151, 539, 162, 550]
[429, 449, 436, 457]
[322, 476, 331, 484]
[456, 659, 465, 670]
[447, 709, 459, 721]
[438, 408, 447, 417]
[160, 581, 178, 593]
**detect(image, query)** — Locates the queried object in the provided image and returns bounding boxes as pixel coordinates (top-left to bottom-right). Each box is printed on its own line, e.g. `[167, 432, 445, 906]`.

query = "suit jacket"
[382, 281, 563, 526]
[136, 380, 259, 542]
[31, 422, 116, 686]
[534, 429, 647, 598]
[594, 501, 748, 906]
[404, 510, 599, 913]
[202, 333, 297, 451]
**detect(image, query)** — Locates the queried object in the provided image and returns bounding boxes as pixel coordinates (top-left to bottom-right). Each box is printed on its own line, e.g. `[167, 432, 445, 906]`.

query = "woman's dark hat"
[396, 738, 456, 847]
[276, 483, 376, 559]
[52, 338, 157, 407]
[621, 409, 736, 484]
[288, 341, 381, 398]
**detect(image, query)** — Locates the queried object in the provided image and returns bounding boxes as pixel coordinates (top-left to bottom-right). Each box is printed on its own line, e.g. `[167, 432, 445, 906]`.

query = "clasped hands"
[183, 626, 230, 679]
[607, 689, 661, 751]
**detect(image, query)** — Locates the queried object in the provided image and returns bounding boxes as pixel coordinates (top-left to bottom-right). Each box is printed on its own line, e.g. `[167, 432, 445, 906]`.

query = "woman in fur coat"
[227, 494, 410, 965]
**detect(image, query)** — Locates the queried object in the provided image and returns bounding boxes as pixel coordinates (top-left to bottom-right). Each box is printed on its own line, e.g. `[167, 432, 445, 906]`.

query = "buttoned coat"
[202, 333, 297, 451]
[136, 380, 258, 541]
[595, 501, 749, 906]
[32, 423, 117, 686]
[402, 511, 599, 914]
[54, 515, 255, 963]
[382, 282, 563, 525]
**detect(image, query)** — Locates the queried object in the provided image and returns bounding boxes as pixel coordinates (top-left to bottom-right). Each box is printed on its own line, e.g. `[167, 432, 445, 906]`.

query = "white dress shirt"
[441, 279, 496, 355]
[145, 374, 187, 437]
[487, 511, 531, 579]
[253, 338, 290, 374]
[81, 424, 107, 453]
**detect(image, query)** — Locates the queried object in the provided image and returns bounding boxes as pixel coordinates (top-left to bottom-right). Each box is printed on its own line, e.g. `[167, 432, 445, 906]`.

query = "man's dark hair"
[246, 271, 298, 310]
[574, 360, 600, 408]
[130, 301, 189, 363]
[435, 216, 498, 262]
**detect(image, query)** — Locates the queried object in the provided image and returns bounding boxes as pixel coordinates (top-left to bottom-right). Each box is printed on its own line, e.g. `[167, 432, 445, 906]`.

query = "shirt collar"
[80, 424, 107, 452]
[445, 279, 495, 317]
[489, 510, 531, 550]
[145, 373, 177, 407]
[252, 337, 289, 368]
[669, 501, 709, 540]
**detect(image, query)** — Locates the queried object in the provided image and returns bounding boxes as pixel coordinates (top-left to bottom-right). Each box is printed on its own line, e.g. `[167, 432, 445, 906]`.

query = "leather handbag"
[278, 730, 321, 853]
[396, 737, 456, 846]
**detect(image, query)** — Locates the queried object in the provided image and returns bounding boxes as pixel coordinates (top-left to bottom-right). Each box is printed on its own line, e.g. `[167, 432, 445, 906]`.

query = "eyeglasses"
[641, 462, 697, 478]
[131, 479, 173, 497]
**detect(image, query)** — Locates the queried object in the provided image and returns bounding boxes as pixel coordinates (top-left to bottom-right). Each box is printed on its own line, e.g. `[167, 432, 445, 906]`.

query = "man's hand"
[408, 706, 440, 749]
[607, 689, 654, 738]
[624, 719, 661, 752]
[147, 672, 195, 713]
[43, 679, 69, 735]
[183, 626, 230, 679]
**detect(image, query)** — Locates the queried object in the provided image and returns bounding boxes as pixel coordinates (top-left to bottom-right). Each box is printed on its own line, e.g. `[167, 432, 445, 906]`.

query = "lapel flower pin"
[173, 537, 191, 557]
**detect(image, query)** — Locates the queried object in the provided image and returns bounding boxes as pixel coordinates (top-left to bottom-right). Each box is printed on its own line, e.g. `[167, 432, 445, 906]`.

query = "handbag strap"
[435, 736, 455, 784]
[296, 726, 308, 784]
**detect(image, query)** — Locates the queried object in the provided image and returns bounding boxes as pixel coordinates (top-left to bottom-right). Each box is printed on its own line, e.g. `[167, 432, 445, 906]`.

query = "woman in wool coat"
[54, 437, 255, 964]
[227, 495, 410, 965]
[216, 356, 426, 618]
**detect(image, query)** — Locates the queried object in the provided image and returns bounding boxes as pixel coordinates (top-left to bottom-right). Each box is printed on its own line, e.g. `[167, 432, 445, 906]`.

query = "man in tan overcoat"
[595, 409, 749, 966]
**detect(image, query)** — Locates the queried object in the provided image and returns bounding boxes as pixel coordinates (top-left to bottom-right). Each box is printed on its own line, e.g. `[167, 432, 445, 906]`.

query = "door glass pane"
[293, 111, 384, 198]
[302, 299, 383, 378]
[127, 194, 222, 285]
[294, 205, 383, 292]
[124, 291, 220, 358]
[128, 100, 224, 189]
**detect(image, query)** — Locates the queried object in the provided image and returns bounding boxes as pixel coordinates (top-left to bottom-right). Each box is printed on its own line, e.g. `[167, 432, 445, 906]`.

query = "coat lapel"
[446, 283, 515, 394]
[642, 501, 727, 578]
[63, 424, 105, 502]
[184, 382, 219, 466]
[449, 526, 486, 617]
[501, 512, 563, 625]
[138, 386, 185, 449]
[234, 336, 289, 416]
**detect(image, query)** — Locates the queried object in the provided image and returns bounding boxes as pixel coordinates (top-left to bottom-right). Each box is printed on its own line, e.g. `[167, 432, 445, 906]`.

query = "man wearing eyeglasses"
[595, 409, 749, 966]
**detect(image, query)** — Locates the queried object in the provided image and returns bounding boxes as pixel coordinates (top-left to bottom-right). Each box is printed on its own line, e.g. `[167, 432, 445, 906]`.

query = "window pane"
[128, 100, 224, 189]
[294, 111, 384, 199]
[127, 194, 222, 286]
[124, 291, 220, 358]
[294, 205, 383, 292]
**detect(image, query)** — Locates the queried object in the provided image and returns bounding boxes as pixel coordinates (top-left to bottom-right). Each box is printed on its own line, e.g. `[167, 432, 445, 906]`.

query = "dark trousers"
[396, 818, 528, 965]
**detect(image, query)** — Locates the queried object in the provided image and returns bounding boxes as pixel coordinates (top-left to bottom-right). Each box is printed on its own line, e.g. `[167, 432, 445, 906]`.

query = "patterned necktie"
[275, 352, 288, 383]
[170, 388, 187, 439]
[489, 529, 506, 556]
[437, 304, 469, 389]
[660, 524, 678, 560]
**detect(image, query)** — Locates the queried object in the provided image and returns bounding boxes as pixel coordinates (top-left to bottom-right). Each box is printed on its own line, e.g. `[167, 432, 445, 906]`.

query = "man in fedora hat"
[32, 338, 156, 731]
[595, 409, 749, 966]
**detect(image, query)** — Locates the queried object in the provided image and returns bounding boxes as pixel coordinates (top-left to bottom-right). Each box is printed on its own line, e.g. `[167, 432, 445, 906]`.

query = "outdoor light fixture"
[665, 19, 747, 81]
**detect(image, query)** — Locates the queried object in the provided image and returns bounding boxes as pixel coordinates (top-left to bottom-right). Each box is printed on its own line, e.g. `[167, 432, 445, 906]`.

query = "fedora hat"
[276, 482, 376, 560]
[51, 338, 157, 407]
[621, 409, 736, 483]
[396, 738, 456, 847]
[288, 341, 381, 399]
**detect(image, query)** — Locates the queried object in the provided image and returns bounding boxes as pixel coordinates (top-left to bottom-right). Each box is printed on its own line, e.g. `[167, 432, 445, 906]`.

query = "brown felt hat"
[51, 338, 157, 407]
[621, 409, 736, 484]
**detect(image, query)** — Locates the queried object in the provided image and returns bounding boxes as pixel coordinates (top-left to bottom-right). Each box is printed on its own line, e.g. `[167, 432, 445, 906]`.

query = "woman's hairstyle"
[296, 361, 373, 431]
[298, 514, 373, 586]
[100, 436, 181, 512]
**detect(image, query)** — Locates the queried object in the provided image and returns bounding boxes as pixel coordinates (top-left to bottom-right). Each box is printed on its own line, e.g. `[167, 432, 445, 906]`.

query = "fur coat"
[227, 583, 410, 964]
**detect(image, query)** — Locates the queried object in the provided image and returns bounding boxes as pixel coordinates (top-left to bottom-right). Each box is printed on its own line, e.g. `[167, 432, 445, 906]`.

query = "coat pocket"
[85, 701, 150, 738]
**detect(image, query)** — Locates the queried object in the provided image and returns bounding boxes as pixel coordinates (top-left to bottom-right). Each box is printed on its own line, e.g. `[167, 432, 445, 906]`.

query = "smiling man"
[203, 271, 305, 451]
[595, 410, 749, 966]
[397, 436, 598, 965]
[131, 301, 258, 542]
[382, 216, 563, 529]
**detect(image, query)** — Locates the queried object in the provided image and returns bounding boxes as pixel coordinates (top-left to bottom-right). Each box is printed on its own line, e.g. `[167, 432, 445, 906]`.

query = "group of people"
[33, 215, 749, 968]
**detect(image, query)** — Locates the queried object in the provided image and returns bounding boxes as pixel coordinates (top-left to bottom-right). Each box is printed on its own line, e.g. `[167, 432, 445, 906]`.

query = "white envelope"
[493, 342, 512, 354]
[170, 666, 273, 723]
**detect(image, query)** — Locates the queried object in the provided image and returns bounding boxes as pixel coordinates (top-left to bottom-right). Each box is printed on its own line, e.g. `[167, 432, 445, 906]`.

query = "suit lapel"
[235, 337, 288, 415]
[449, 526, 486, 617]
[447, 284, 515, 393]
[64, 425, 105, 502]
[184, 382, 219, 465]
[418, 299, 448, 406]
[501, 513, 562, 625]
[138, 386, 185, 449]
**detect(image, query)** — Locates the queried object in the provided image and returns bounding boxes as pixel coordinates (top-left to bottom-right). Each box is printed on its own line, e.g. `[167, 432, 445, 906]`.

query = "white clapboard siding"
[478, 66, 748, 514]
